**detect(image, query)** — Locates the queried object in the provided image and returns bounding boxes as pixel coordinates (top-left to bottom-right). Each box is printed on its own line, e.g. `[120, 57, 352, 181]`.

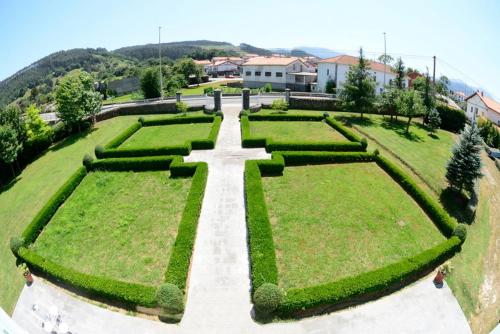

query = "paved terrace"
[13, 103, 471, 334]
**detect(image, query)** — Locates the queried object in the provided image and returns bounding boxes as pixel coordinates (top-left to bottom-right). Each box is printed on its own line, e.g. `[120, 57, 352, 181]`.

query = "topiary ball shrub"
[360, 137, 368, 150]
[452, 224, 467, 242]
[10, 237, 25, 253]
[373, 148, 380, 156]
[215, 110, 224, 120]
[95, 145, 105, 159]
[82, 154, 93, 170]
[138, 116, 145, 124]
[156, 283, 184, 314]
[253, 283, 283, 314]
[323, 112, 330, 119]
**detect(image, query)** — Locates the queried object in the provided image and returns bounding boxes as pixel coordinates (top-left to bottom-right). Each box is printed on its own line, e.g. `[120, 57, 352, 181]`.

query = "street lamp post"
[383, 32, 387, 91]
[159, 26, 163, 101]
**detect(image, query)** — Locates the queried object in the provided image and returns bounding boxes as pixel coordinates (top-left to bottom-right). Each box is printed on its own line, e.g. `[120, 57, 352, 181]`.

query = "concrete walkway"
[12, 104, 472, 334]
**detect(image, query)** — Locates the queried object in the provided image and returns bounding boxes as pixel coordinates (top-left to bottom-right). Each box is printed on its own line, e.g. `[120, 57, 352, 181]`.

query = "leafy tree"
[340, 48, 376, 118]
[176, 101, 189, 115]
[436, 75, 450, 96]
[325, 80, 336, 94]
[427, 108, 441, 133]
[140, 67, 161, 99]
[25, 104, 53, 140]
[377, 87, 400, 121]
[446, 124, 483, 194]
[393, 58, 406, 90]
[477, 117, 500, 148]
[173, 58, 202, 83]
[165, 74, 187, 95]
[0, 104, 26, 143]
[378, 54, 394, 66]
[396, 89, 426, 133]
[0, 125, 21, 177]
[55, 70, 102, 130]
[413, 73, 435, 116]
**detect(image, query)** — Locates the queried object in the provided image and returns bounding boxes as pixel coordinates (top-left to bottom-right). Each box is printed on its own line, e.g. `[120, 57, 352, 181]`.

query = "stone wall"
[108, 77, 140, 95]
[289, 97, 342, 111]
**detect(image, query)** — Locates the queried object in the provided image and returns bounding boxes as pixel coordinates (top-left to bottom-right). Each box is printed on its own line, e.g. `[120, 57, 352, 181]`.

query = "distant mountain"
[239, 43, 272, 56]
[270, 46, 340, 59]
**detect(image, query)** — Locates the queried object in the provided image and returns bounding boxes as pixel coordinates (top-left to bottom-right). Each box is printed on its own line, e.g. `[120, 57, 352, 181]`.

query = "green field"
[120, 123, 213, 149]
[0, 116, 139, 313]
[262, 163, 444, 289]
[32, 171, 191, 285]
[248, 121, 347, 143]
[334, 113, 456, 191]
[103, 91, 144, 105]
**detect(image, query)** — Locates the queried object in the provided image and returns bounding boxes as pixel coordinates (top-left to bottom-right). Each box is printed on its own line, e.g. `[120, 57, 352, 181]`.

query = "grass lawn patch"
[249, 121, 346, 143]
[333, 113, 456, 191]
[262, 163, 445, 290]
[120, 123, 213, 149]
[31, 171, 191, 286]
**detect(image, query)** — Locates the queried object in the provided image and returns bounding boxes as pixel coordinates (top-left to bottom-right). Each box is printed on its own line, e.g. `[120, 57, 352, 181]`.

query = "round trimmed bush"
[323, 112, 330, 119]
[10, 237, 25, 253]
[373, 148, 380, 156]
[138, 116, 145, 124]
[82, 154, 93, 169]
[156, 283, 184, 314]
[95, 145, 105, 159]
[253, 283, 283, 314]
[452, 224, 467, 242]
[360, 137, 368, 150]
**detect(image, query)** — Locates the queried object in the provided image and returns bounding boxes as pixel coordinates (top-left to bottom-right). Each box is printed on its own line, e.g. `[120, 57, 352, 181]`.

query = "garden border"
[95, 114, 222, 158]
[240, 113, 366, 152]
[244, 151, 462, 318]
[11, 155, 208, 315]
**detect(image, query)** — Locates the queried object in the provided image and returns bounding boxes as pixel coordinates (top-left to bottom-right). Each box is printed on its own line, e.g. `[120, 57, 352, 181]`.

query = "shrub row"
[17, 248, 157, 307]
[90, 156, 176, 171]
[257, 153, 285, 176]
[141, 115, 215, 126]
[21, 166, 87, 244]
[248, 113, 324, 122]
[277, 237, 461, 315]
[170, 157, 201, 177]
[105, 122, 142, 149]
[164, 162, 208, 290]
[375, 155, 457, 236]
[325, 117, 362, 142]
[244, 160, 279, 291]
[98, 146, 191, 158]
[266, 140, 365, 153]
[435, 103, 466, 133]
[278, 151, 375, 166]
[191, 116, 222, 150]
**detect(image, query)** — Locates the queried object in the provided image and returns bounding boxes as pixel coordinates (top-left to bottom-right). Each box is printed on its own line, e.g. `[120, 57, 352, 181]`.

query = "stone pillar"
[285, 88, 291, 103]
[214, 89, 222, 111]
[176, 91, 182, 103]
[242, 88, 250, 110]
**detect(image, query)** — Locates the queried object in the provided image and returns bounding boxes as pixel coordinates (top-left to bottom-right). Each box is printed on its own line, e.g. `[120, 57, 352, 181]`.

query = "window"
[265, 72, 272, 77]
[245, 71, 251, 76]
[276, 72, 283, 77]
[255, 71, 261, 76]
[475, 107, 478, 115]
[327, 69, 330, 75]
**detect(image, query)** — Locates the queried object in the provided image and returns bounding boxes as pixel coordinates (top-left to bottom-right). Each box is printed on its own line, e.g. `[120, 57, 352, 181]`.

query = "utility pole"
[159, 26, 163, 100]
[432, 55, 436, 84]
[383, 32, 387, 90]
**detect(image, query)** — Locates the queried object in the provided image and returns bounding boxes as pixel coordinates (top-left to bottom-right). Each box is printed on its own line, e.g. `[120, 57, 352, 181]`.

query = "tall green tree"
[140, 67, 161, 99]
[377, 87, 400, 121]
[393, 58, 406, 90]
[446, 124, 483, 194]
[25, 104, 53, 141]
[378, 54, 394, 66]
[396, 89, 426, 133]
[55, 70, 102, 130]
[173, 58, 203, 83]
[0, 104, 26, 143]
[0, 125, 21, 177]
[340, 48, 376, 118]
[436, 75, 450, 96]
[413, 73, 435, 116]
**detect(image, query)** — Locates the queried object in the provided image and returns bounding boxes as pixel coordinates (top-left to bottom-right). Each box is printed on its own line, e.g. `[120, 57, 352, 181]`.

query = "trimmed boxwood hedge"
[164, 162, 208, 289]
[21, 166, 87, 245]
[241, 115, 366, 152]
[13, 157, 208, 311]
[97, 116, 222, 158]
[244, 152, 462, 317]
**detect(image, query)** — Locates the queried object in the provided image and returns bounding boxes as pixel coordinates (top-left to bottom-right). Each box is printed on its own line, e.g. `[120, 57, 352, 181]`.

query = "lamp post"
[159, 26, 163, 100]
[383, 32, 387, 91]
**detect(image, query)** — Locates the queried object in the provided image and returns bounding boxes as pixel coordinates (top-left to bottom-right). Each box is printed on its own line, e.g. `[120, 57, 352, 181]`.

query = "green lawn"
[262, 163, 444, 290]
[103, 91, 144, 105]
[334, 113, 456, 191]
[248, 121, 347, 143]
[0, 115, 139, 314]
[255, 109, 330, 116]
[180, 80, 235, 95]
[32, 171, 191, 286]
[120, 123, 213, 149]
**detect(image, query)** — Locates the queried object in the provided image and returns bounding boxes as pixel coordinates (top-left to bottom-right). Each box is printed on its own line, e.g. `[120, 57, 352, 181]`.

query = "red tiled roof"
[466, 92, 500, 114]
[242, 56, 302, 66]
[319, 55, 394, 73]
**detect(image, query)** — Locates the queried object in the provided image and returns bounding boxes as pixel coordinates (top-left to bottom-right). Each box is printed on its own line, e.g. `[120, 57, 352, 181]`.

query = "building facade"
[465, 92, 500, 125]
[316, 55, 397, 95]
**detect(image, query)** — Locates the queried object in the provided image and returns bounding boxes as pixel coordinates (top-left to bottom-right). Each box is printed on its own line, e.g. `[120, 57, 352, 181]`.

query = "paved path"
[12, 103, 472, 334]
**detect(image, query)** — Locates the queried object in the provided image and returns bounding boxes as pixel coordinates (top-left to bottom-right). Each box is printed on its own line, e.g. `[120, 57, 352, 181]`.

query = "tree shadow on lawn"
[440, 187, 473, 224]
[380, 119, 425, 143]
[0, 176, 21, 195]
[50, 128, 97, 152]
[334, 114, 376, 127]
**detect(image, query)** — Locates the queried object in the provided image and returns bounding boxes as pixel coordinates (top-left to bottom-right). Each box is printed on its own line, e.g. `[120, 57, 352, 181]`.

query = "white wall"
[242, 64, 287, 85]
[466, 95, 500, 125]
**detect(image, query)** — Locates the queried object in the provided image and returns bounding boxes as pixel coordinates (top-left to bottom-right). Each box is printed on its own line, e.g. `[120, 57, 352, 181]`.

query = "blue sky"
[1, 0, 499, 98]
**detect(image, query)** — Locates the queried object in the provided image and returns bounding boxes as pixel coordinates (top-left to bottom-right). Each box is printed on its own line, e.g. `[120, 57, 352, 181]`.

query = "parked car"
[487, 148, 500, 160]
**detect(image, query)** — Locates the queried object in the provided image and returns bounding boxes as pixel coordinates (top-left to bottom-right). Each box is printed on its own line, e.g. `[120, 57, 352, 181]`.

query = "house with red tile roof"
[316, 55, 398, 95]
[466, 91, 500, 126]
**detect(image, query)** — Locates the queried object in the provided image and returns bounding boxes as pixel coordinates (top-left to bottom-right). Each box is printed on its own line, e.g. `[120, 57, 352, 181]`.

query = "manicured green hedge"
[257, 153, 285, 176]
[277, 237, 461, 315]
[98, 146, 191, 158]
[244, 160, 279, 291]
[170, 157, 200, 177]
[90, 156, 175, 171]
[279, 151, 375, 165]
[325, 117, 362, 142]
[241, 116, 266, 148]
[105, 122, 142, 149]
[436, 104, 466, 133]
[248, 114, 324, 122]
[375, 155, 457, 236]
[17, 247, 157, 307]
[191, 116, 222, 150]
[266, 140, 364, 152]
[141, 115, 214, 126]
[164, 162, 208, 290]
[21, 167, 87, 244]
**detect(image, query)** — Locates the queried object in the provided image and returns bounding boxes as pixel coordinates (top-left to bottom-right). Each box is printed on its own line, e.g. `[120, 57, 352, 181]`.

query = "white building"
[241, 56, 316, 91]
[465, 91, 500, 125]
[316, 55, 397, 95]
[206, 60, 240, 76]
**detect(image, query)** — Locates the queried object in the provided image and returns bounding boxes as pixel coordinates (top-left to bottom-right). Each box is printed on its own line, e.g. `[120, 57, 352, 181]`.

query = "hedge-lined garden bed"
[11, 156, 208, 320]
[244, 151, 464, 318]
[95, 114, 222, 158]
[241, 114, 366, 152]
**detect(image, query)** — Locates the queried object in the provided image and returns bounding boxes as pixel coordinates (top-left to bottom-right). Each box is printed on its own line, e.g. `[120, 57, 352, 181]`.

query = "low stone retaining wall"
[289, 97, 342, 111]
[95, 102, 206, 122]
